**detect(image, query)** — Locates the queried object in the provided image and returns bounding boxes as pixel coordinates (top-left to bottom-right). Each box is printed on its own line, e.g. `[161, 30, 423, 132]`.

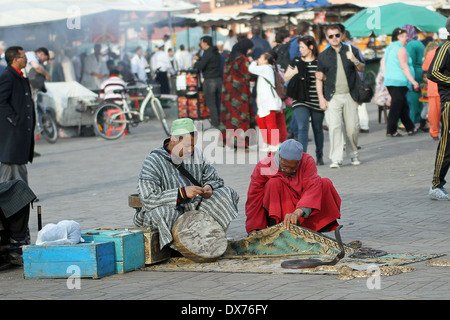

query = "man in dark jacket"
[193, 36, 222, 128]
[316, 24, 365, 169]
[0, 46, 35, 184]
[248, 25, 271, 60]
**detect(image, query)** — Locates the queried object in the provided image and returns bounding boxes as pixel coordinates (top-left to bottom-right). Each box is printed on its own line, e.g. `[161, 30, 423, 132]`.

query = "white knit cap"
[439, 27, 449, 40]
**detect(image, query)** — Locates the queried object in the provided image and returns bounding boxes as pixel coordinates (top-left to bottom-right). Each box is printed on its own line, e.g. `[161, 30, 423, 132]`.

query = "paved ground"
[1, 103, 450, 304]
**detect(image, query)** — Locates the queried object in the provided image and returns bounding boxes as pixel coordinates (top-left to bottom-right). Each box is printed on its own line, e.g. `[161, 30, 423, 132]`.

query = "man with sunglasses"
[0, 46, 35, 185]
[316, 24, 365, 168]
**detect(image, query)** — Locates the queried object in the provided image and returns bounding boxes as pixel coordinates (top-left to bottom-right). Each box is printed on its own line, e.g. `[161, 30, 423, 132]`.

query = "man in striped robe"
[134, 118, 239, 248]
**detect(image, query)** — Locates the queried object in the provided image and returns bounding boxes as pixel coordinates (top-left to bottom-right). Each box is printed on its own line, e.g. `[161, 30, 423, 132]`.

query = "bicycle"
[36, 101, 58, 143]
[93, 81, 170, 140]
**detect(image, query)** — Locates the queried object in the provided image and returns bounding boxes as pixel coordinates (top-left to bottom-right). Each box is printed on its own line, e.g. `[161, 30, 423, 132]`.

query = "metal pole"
[169, 12, 175, 51]
[37, 206, 42, 231]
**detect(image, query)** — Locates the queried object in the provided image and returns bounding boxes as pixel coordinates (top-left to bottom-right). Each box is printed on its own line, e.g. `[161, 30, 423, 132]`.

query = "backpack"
[273, 36, 298, 72]
[274, 69, 287, 100]
[262, 69, 287, 101]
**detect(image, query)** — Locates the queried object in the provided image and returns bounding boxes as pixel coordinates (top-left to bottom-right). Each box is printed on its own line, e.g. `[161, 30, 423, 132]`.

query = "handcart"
[38, 81, 99, 136]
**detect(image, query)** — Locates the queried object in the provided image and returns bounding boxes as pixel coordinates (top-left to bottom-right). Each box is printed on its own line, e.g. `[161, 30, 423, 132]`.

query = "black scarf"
[286, 57, 312, 102]
[227, 38, 254, 63]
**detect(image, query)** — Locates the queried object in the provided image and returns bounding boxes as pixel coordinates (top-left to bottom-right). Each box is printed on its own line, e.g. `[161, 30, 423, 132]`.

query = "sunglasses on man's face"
[328, 33, 341, 39]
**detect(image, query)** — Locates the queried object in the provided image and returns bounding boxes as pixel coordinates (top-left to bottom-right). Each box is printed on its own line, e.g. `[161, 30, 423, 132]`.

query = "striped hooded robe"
[134, 141, 239, 249]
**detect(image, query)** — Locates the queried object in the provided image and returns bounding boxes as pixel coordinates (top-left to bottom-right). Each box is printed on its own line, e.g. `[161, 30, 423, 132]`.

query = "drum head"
[172, 210, 227, 262]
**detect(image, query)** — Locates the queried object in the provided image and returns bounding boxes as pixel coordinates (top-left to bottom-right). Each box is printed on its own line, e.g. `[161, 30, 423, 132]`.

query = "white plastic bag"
[36, 220, 85, 245]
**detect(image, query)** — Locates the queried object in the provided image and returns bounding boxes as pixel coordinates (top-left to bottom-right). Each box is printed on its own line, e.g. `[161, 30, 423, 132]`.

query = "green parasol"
[343, 2, 448, 37]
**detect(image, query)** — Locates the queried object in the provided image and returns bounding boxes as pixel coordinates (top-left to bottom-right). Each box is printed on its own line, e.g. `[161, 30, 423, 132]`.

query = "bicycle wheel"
[94, 103, 127, 140]
[40, 112, 58, 143]
[151, 98, 170, 136]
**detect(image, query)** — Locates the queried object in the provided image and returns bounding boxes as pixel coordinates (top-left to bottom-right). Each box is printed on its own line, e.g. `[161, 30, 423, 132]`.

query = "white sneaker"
[428, 186, 450, 200]
[351, 157, 361, 166]
[329, 161, 340, 168]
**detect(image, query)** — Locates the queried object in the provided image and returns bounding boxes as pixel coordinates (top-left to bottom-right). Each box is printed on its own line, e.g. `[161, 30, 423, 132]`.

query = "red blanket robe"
[245, 152, 341, 233]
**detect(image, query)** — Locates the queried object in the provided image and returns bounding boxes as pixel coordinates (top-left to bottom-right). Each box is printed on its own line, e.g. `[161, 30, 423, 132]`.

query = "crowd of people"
[0, 36, 198, 95]
[0, 20, 448, 169]
[132, 18, 450, 258]
[212, 22, 365, 165]
[0, 20, 448, 176]
[2, 17, 450, 267]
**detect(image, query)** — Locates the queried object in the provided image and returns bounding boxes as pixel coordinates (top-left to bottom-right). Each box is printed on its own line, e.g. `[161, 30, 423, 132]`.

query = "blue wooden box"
[23, 242, 115, 279]
[81, 230, 145, 273]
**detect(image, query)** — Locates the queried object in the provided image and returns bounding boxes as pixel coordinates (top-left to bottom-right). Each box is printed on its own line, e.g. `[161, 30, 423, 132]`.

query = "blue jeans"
[292, 106, 324, 158]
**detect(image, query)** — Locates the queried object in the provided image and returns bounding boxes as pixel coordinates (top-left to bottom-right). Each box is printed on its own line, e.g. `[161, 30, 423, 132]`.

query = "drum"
[171, 210, 227, 263]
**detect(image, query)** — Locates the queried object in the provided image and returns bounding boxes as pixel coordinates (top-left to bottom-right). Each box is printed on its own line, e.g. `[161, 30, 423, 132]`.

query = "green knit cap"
[171, 118, 197, 136]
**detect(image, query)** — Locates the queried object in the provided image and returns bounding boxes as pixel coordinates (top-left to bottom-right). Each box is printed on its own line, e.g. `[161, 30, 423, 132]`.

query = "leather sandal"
[386, 132, 403, 137]
[408, 128, 418, 136]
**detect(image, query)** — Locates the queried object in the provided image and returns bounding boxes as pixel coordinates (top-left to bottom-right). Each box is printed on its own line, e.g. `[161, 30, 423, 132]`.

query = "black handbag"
[357, 78, 374, 104]
[286, 58, 311, 102]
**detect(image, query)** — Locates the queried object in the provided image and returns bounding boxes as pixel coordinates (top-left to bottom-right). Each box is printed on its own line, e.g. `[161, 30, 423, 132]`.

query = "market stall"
[343, 2, 447, 38]
[175, 69, 210, 120]
[343, 2, 448, 88]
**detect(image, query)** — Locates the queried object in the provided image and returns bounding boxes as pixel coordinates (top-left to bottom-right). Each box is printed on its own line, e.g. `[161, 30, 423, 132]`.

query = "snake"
[281, 225, 345, 269]
[426, 259, 450, 267]
[349, 247, 388, 259]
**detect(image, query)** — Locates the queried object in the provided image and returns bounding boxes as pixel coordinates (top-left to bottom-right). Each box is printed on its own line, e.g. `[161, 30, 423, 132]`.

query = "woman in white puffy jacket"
[249, 51, 287, 152]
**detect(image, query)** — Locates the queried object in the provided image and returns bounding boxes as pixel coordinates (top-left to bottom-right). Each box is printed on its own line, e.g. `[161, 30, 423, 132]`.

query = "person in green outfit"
[404, 24, 425, 126]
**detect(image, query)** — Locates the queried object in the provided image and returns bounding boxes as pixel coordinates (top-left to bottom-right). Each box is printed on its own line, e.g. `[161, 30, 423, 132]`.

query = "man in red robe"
[245, 139, 341, 234]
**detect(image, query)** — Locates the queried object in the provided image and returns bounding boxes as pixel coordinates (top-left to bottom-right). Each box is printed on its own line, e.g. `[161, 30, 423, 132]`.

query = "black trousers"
[156, 71, 170, 94]
[0, 204, 30, 244]
[432, 102, 450, 188]
[203, 77, 222, 127]
[386, 86, 415, 134]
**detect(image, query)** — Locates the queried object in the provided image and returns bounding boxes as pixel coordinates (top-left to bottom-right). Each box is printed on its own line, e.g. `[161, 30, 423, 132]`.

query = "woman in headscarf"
[219, 38, 256, 149]
[403, 24, 425, 126]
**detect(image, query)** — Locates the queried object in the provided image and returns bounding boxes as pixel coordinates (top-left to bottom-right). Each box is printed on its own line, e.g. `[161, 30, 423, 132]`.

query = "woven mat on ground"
[143, 224, 443, 279]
